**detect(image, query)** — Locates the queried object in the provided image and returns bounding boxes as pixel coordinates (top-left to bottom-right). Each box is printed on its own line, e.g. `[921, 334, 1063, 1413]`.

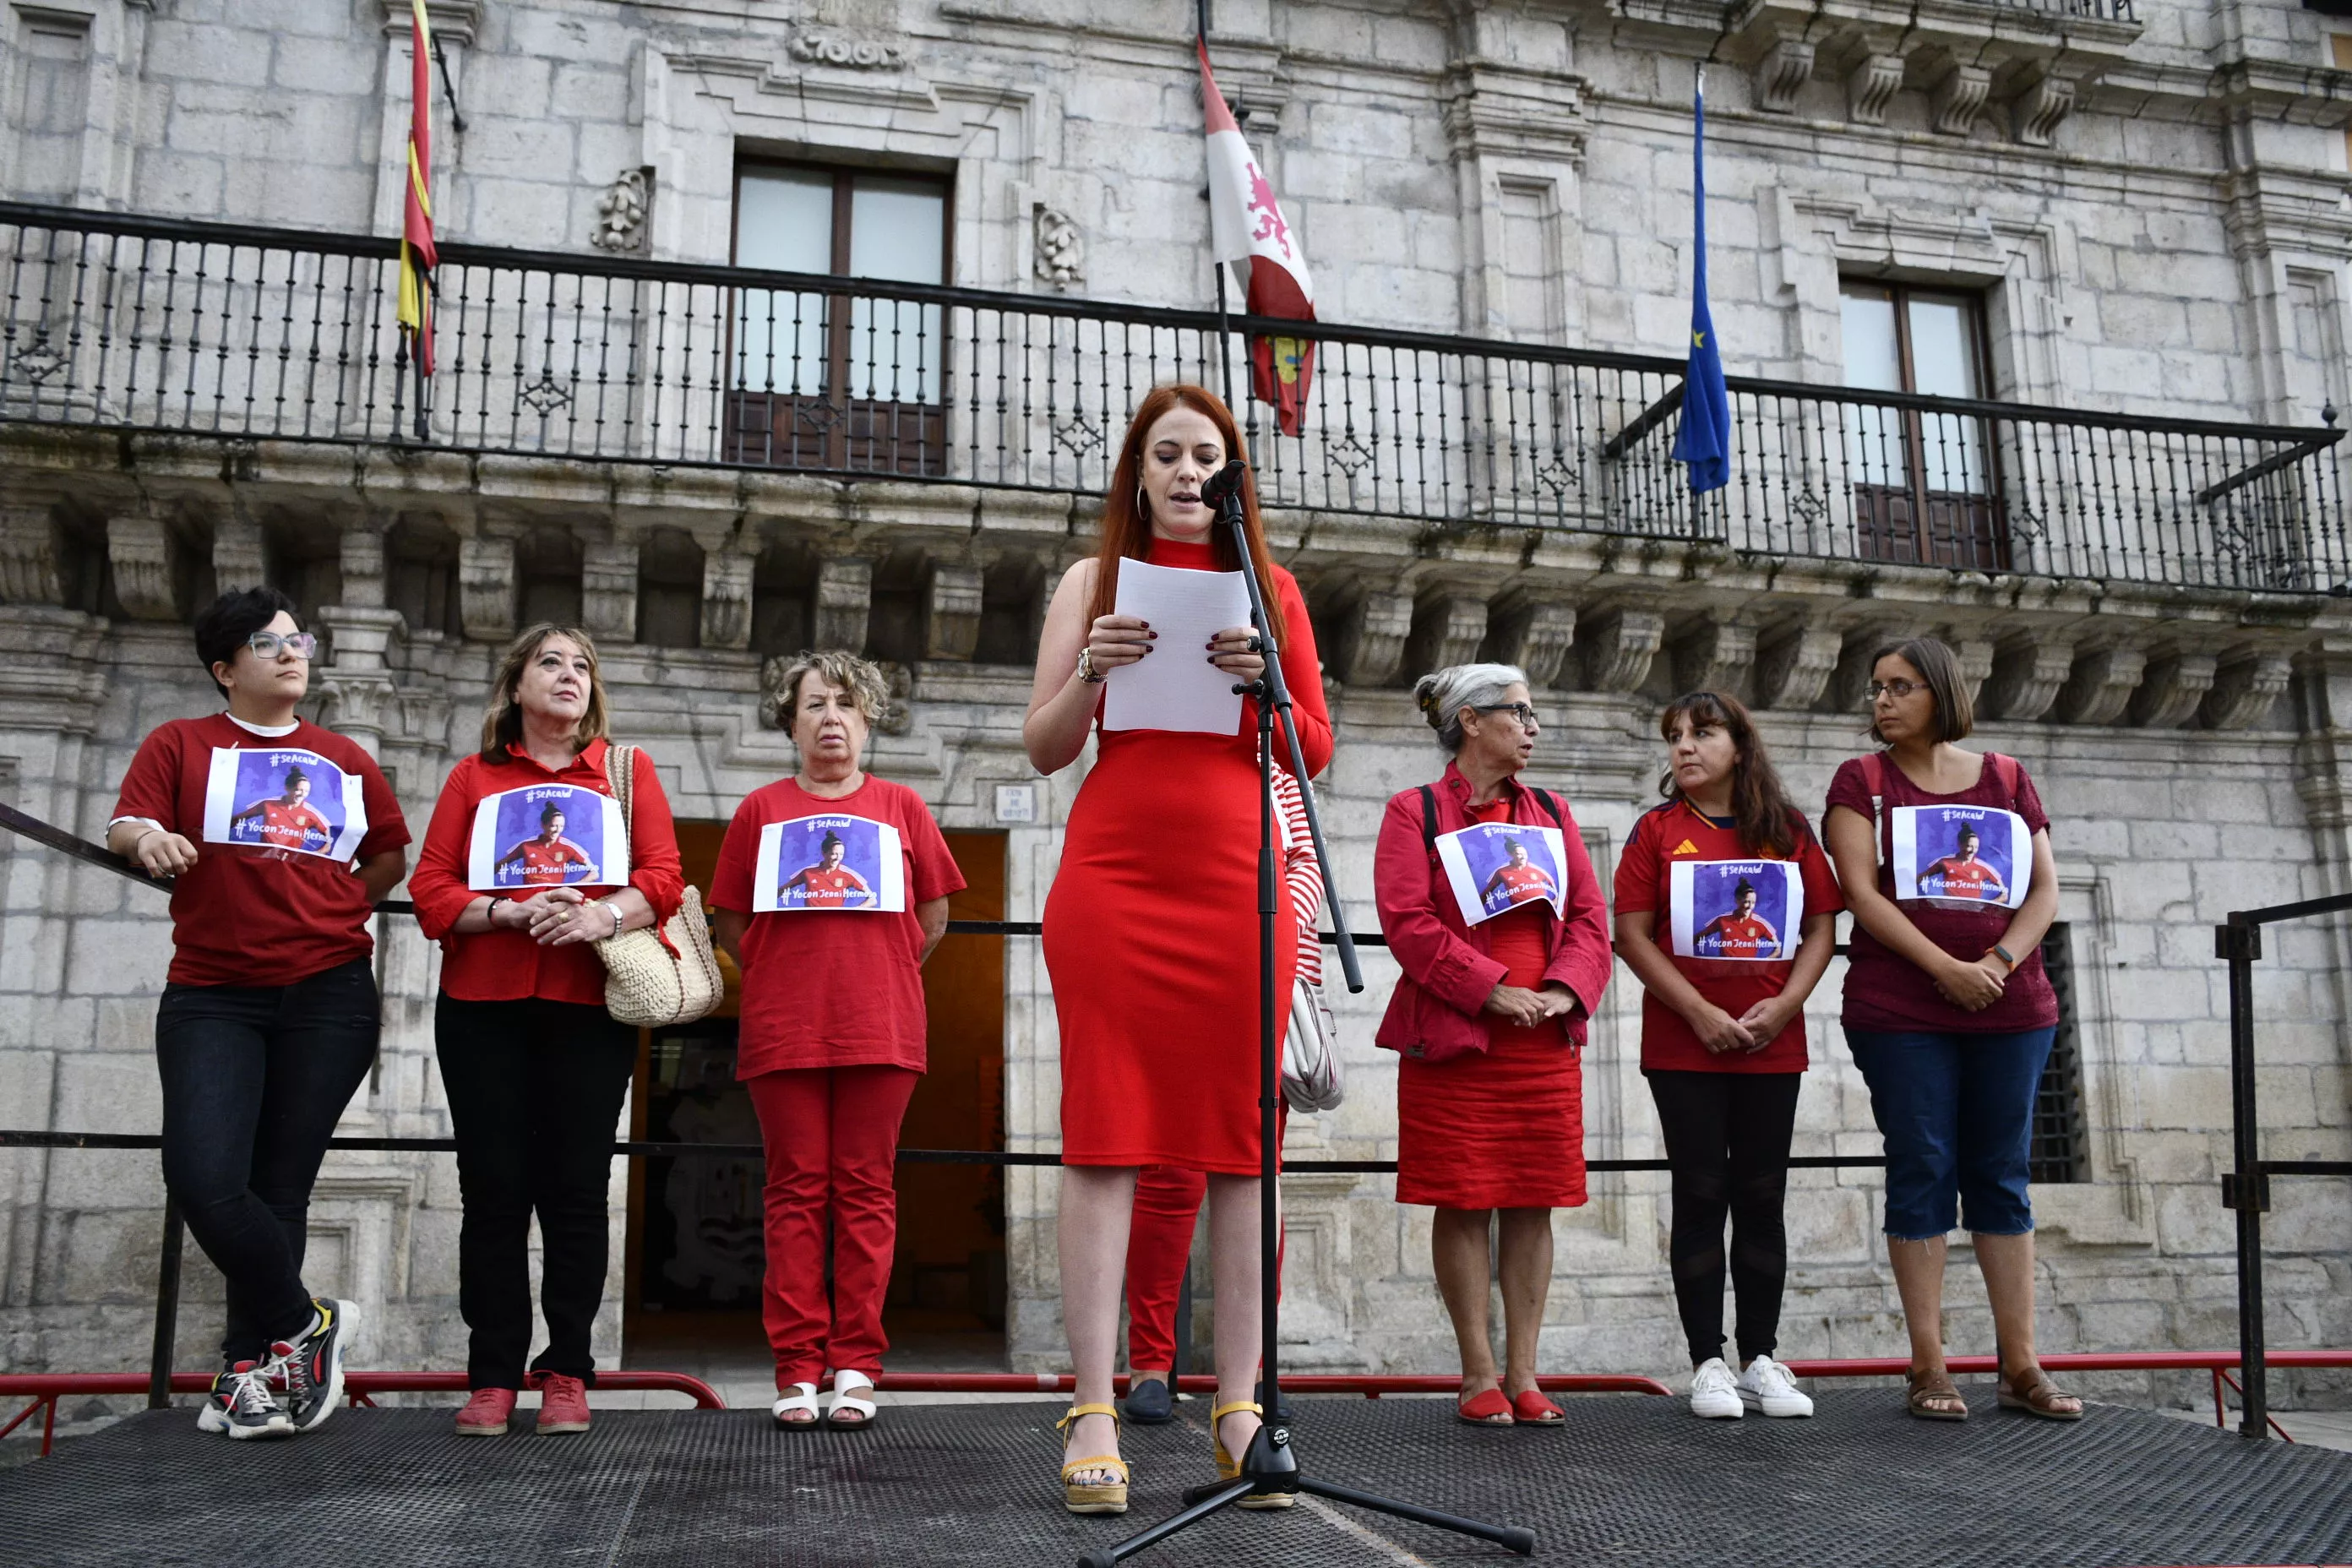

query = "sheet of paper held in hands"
[1104, 558, 1251, 735]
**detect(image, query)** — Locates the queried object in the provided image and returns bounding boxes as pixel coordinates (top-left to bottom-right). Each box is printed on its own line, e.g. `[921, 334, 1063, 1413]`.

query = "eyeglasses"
[1473, 703, 1541, 731]
[246, 631, 318, 660]
[1865, 678, 1926, 702]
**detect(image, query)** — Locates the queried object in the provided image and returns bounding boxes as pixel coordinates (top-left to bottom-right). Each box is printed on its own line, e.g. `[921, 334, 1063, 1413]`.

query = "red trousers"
[1124, 1106, 1288, 1373]
[745, 1064, 918, 1389]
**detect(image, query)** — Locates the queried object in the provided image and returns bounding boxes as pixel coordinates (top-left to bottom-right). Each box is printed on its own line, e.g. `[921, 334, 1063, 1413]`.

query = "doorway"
[622, 821, 1008, 1377]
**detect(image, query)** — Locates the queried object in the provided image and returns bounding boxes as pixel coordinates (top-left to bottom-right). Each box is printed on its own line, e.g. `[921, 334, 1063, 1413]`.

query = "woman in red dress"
[1374, 663, 1611, 1428]
[1026, 384, 1331, 1514]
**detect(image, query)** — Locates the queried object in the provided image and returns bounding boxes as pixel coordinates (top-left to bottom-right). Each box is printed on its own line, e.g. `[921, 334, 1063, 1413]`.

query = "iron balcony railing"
[1, 201, 2340, 594]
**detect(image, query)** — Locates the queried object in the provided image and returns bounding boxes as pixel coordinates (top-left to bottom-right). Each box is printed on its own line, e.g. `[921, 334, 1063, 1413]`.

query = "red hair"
[1087, 384, 1288, 645]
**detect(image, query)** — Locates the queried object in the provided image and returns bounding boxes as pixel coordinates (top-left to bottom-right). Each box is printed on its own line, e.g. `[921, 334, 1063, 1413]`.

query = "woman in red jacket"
[1374, 662, 1611, 1428]
[408, 623, 683, 1439]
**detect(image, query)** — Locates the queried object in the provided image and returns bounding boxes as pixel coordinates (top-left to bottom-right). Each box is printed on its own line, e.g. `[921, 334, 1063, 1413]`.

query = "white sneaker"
[1689, 1357, 1743, 1418]
[1737, 1354, 1814, 1418]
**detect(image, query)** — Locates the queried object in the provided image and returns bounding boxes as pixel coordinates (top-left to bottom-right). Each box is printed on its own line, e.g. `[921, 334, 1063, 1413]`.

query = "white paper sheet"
[1103, 558, 1251, 735]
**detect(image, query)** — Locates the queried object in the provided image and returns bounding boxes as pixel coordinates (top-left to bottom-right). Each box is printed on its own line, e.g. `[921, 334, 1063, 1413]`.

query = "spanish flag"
[397, 0, 437, 384]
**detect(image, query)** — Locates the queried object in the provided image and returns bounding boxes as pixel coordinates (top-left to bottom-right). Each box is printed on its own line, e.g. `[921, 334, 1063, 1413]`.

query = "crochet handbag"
[595, 743, 721, 1028]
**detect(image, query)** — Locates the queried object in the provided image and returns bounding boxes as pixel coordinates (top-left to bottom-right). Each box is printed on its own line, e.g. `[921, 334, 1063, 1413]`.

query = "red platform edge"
[3, 1351, 2345, 1457]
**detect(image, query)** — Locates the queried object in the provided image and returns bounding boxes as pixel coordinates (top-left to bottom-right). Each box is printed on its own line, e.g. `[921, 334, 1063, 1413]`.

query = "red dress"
[1044, 537, 1332, 1175]
[1384, 782, 1613, 1211]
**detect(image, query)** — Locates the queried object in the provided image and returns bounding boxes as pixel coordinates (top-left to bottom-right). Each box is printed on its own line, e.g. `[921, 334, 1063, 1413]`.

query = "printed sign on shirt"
[1434, 821, 1567, 928]
[466, 784, 629, 891]
[1669, 858, 1804, 961]
[201, 747, 369, 863]
[754, 814, 906, 913]
[1891, 804, 2029, 911]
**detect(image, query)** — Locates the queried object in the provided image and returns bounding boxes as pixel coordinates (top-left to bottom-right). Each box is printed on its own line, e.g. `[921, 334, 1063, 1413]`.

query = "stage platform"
[4, 1391, 2349, 1566]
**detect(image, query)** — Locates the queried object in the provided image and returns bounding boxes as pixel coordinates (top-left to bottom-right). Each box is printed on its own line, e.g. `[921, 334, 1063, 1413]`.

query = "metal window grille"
[2030, 922, 2091, 1183]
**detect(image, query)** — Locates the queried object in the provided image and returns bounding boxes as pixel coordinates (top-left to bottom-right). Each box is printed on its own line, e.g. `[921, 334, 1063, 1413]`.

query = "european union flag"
[1670, 67, 1731, 495]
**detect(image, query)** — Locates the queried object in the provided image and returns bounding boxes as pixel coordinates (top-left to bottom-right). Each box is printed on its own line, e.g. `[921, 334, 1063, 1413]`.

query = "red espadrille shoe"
[535, 1373, 591, 1435]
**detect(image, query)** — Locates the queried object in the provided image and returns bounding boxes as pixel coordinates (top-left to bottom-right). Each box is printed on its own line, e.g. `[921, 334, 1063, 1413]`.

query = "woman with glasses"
[1821, 637, 2078, 1424]
[108, 587, 411, 1440]
[1372, 662, 1610, 1428]
[408, 623, 684, 1439]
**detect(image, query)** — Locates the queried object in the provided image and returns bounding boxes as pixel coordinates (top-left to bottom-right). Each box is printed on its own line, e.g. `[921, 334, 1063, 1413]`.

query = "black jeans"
[155, 956, 380, 1364]
[434, 994, 636, 1391]
[1645, 1069, 1804, 1368]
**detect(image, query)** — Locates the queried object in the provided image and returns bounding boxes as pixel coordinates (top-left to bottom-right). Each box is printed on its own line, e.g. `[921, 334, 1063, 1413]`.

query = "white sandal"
[827, 1369, 879, 1429]
[772, 1382, 820, 1431]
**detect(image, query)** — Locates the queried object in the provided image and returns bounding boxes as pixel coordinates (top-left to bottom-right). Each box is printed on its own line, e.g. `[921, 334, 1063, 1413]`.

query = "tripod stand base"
[1089, 1423, 1535, 1565]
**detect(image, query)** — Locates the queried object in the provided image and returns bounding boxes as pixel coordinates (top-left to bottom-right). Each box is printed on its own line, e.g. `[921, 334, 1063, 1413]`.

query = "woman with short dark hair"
[408, 622, 683, 1438]
[108, 586, 411, 1440]
[710, 650, 964, 1432]
[1821, 635, 2079, 1423]
[1374, 662, 1610, 1428]
[1614, 690, 1842, 1421]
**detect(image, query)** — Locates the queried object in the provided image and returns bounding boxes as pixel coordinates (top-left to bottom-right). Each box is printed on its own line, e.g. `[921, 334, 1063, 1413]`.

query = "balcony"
[1, 201, 2343, 599]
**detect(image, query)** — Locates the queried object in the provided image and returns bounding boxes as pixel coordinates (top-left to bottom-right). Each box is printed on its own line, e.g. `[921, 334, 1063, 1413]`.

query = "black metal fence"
[2215, 895, 2352, 1438]
[3, 200, 2343, 592]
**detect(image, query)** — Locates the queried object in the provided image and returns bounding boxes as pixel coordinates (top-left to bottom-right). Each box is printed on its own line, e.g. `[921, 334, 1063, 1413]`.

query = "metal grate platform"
[3, 1391, 2349, 1566]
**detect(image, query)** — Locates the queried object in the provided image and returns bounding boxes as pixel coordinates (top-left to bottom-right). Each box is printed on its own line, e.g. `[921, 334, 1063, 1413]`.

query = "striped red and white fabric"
[1273, 766, 1323, 985]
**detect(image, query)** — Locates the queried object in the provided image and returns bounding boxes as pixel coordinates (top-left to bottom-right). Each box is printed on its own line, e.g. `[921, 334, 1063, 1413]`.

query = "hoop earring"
[1135, 484, 1148, 519]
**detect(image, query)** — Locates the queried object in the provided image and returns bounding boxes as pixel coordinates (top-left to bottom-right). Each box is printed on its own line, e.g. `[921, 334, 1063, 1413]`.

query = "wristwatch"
[1077, 647, 1105, 684]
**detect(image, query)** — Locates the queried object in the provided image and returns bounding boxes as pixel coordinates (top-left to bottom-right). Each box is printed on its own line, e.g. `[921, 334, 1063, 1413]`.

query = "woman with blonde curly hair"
[711, 650, 965, 1431]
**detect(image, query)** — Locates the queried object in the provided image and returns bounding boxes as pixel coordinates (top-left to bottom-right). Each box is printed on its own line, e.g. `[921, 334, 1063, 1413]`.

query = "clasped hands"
[1483, 982, 1578, 1030]
[1933, 952, 2010, 1013]
[1690, 996, 1802, 1054]
[491, 885, 611, 948]
[1082, 615, 1266, 685]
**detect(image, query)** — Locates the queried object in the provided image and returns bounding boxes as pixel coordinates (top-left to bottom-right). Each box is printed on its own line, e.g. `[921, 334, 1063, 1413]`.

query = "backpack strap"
[1531, 787, 1565, 828]
[1989, 751, 2021, 803]
[1859, 751, 1887, 868]
[1419, 785, 1439, 853]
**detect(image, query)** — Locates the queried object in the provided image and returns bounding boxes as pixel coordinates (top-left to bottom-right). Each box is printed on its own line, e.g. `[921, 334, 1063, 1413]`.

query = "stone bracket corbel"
[2129, 648, 2220, 729]
[1484, 594, 1576, 689]
[2201, 646, 2293, 732]
[1327, 588, 1413, 689]
[581, 541, 640, 643]
[925, 561, 985, 662]
[1752, 620, 1843, 710]
[1580, 606, 1666, 694]
[1981, 633, 2077, 723]
[2055, 645, 2147, 727]
[813, 556, 874, 653]
[702, 548, 755, 652]
[458, 536, 517, 642]
[1670, 616, 1758, 697]
[1404, 591, 1490, 682]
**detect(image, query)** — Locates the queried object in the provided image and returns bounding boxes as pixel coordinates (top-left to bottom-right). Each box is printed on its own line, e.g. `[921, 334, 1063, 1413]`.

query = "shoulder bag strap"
[1990, 750, 2021, 803]
[1860, 751, 1888, 868]
[604, 743, 635, 858]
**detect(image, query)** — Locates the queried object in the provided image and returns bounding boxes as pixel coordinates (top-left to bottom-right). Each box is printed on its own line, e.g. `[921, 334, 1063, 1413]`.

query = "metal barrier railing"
[2214, 893, 2352, 1439]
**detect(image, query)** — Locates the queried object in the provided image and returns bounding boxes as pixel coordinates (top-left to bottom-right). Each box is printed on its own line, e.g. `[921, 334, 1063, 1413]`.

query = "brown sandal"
[1905, 1367, 1968, 1421]
[1997, 1368, 2083, 1422]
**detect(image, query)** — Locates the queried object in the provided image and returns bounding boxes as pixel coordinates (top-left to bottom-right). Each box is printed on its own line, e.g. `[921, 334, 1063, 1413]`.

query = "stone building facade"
[0, 0, 2348, 1404]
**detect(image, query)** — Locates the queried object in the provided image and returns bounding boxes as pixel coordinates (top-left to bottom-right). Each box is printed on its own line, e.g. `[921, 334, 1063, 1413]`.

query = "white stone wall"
[0, 0, 2348, 1407]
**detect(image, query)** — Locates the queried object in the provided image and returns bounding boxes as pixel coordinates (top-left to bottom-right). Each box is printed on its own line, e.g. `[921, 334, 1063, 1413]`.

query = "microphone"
[1200, 459, 1250, 518]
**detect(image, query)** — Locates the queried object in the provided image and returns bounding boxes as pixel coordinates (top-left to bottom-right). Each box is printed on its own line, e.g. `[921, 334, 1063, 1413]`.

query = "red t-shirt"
[407, 739, 685, 1004]
[711, 775, 966, 1076]
[111, 716, 411, 988]
[1613, 798, 1843, 1073]
[1824, 752, 2058, 1034]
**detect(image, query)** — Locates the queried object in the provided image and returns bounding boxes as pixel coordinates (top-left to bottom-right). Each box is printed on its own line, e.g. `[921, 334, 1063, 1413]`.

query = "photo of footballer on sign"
[465, 784, 629, 891]
[202, 747, 369, 863]
[1669, 858, 1803, 961]
[1891, 803, 2028, 911]
[754, 814, 905, 913]
[1433, 820, 1568, 928]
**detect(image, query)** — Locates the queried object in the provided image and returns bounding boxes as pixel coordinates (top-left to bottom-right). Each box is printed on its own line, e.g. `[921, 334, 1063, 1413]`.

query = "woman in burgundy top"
[1821, 636, 2080, 1424]
[409, 623, 683, 1439]
[1374, 663, 1611, 1428]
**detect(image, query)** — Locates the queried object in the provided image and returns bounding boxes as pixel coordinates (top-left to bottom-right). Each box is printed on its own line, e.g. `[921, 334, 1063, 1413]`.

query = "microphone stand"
[1084, 461, 1534, 1566]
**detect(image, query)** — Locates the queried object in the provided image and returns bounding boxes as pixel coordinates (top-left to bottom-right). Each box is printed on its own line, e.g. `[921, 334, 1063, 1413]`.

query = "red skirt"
[1395, 905, 1586, 1210]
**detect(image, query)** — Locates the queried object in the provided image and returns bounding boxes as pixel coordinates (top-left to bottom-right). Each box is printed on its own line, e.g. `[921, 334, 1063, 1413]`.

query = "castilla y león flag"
[397, 0, 438, 380]
[1197, 38, 1315, 437]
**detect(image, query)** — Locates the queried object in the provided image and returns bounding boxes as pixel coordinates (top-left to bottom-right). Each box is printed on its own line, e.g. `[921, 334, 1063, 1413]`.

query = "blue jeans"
[155, 957, 380, 1363]
[1843, 1026, 2057, 1241]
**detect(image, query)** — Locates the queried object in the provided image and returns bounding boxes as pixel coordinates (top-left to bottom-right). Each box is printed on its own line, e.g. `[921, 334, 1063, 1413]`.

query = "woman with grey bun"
[1371, 663, 1612, 1428]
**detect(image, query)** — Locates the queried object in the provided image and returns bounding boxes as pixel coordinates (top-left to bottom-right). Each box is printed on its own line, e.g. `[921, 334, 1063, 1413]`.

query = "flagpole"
[1199, 0, 1236, 406]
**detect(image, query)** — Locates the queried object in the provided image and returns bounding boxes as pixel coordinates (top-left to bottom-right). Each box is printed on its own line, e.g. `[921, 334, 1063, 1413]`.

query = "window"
[8, 9, 90, 204]
[1838, 280, 2006, 570]
[727, 163, 950, 476]
[2029, 923, 2091, 1184]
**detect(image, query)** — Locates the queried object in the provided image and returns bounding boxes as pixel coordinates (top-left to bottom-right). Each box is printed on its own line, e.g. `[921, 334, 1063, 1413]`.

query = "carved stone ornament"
[1580, 607, 1666, 694]
[813, 557, 874, 654]
[1331, 590, 1413, 688]
[1485, 596, 1576, 689]
[789, 31, 905, 70]
[701, 549, 754, 652]
[1034, 206, 1084, 291]
[1930, 63, 1992, 138]
[1751, 622, 1843, 710]
[1982, 635, 2077, 723]
[1754, 38, 1816, 115]
[2055, 646, 2146, 727]
[1847, 53, 1905, 127]
[2201, 649, 2293, 732]
[591, 169, 650, 254]
[2129, 650, 2219, 730]
[927, 564, 984, 662]
[1671, 617, 1757, 696]
[2011, 73, 2077, 149]
[1407, 593, 1490, 679]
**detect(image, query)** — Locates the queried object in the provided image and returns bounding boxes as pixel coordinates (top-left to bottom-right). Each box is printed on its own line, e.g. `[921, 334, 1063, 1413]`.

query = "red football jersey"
[1697, 912, 1781, 960]
[505, 837, 591, 886]
[785, 864, 872, 908]
[1484, 863, 1556, 910]
[1924, 857, 2003, 900]
[251, 800, 331, 852]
